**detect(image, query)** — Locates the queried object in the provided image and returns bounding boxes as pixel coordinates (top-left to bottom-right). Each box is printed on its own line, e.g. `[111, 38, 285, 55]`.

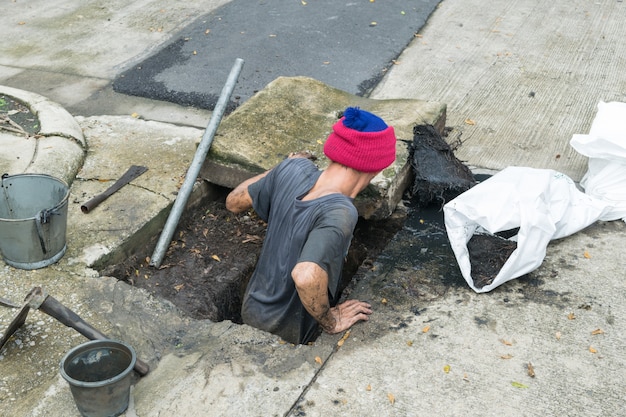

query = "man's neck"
[302, 163, 375, 201]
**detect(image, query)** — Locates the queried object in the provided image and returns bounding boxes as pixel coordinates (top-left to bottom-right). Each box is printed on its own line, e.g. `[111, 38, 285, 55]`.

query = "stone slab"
[201, 76, 446, 219]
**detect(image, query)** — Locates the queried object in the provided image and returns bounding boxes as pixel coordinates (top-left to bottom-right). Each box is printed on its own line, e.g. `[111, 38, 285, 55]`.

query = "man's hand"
[292, 262, 372, 335]
[324, 299, 372, 335]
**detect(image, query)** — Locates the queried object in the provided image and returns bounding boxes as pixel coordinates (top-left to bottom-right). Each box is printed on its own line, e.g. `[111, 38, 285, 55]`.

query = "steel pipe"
[150, 58, 244, 268]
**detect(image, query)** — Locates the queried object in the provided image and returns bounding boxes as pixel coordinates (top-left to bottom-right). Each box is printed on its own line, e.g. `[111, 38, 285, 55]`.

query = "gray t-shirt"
[242, 158, 358, 344]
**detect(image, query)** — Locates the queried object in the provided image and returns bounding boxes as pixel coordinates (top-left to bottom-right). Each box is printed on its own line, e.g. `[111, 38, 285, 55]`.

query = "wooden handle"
[39, 295, 150, 376]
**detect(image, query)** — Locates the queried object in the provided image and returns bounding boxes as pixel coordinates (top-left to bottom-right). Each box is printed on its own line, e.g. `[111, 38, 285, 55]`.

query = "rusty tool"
[0, 287, 150, 376]
[81, 165, 148, 213]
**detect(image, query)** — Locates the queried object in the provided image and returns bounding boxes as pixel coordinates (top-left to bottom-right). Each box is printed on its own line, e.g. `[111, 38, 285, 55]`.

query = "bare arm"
[225, 151, 316, 214]
[225, 170, 269, 214]
[292, 261, 372, 334]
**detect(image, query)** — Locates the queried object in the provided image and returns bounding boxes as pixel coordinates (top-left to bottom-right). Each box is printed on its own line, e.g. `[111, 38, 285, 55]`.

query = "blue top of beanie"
[342, 107, 388, 132]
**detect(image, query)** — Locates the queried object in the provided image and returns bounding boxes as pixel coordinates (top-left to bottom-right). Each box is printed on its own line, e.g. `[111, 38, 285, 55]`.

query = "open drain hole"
[100, 185, 405, 327]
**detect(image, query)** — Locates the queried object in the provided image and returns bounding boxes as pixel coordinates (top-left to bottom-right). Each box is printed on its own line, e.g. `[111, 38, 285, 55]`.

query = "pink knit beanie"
[323, 107, 396, 173]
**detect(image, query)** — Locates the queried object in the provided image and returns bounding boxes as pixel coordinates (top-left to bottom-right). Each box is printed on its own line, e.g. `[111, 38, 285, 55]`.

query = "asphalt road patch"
[113, 0, 441, 110]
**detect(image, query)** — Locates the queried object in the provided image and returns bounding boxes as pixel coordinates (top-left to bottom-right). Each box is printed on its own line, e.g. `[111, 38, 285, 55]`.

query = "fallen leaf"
[583, 250, 591, 259]
[145, 256, 151, 264]
[387, 393, 395, 405]
[366, 384, 372, 391]
[174, 283, 184, 292]
[591, 328, 604, 335]
[499, 338, 513, 346]
[211, 254, 221, 262]
[500, 354, 513, 359]
[381, 298, 388, 305]
[314, 356, 322, 364]
[131, 112, 140, 118]
[527, 362, 535, 378]
[422, 325, 431, 333]
[337, 330, 351, 347]
[567, 312, 576, 320]
[406, 340, 413, 347]
[511, 381, 528, 389]
[555, 331, 562, 340]
[589, 346, 597, 354]
[443, 364, 451, 373]
[465, 118, 476, 125]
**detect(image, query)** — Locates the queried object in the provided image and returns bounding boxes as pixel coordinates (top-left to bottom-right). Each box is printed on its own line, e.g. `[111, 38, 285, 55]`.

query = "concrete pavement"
[1, 1, 625, 416]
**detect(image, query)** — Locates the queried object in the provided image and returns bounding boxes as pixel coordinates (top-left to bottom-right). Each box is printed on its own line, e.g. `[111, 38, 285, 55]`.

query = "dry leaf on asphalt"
[591, 328, 604, 335]
[527, 362, 535, 378]
[387, 393, 395, 405]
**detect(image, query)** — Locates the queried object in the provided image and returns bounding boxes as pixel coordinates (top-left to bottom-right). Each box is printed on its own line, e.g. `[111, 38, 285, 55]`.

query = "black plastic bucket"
[60, 340, 137, 417]
[0, 173, 70, 269]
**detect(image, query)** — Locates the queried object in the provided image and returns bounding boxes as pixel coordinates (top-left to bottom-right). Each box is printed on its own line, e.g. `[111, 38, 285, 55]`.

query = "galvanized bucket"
[60, 339, 137, 417]
[0, 173, 70, 269]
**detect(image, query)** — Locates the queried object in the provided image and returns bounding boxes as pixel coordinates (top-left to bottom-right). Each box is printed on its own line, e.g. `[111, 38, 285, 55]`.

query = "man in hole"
[226, 107, 396, 344]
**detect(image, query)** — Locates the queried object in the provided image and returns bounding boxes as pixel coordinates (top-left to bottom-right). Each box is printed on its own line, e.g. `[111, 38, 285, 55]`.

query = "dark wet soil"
[0, 94, 40, 135]
[468, 233, 517, 289]
[102, 187, 404, 323]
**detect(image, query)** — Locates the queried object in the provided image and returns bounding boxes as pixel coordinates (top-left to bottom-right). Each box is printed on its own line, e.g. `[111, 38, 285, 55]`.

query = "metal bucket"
[60, 340, 137, 417]
[0, 173, 70, 269]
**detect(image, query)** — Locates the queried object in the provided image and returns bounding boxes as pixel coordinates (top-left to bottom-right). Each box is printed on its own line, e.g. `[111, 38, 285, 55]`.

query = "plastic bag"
[444, 167, 610, 293]
[570, 101, 626, 221]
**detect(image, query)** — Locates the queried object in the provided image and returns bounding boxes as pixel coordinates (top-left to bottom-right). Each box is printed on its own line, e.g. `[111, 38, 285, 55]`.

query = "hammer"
[1, 287, 149, 376]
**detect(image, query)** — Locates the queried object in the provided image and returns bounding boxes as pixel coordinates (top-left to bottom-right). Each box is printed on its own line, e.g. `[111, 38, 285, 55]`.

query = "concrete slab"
[294, 219, 626, 416]
[0, 134, 35, 174]
[201, 76, 447, 219]
[372, 0, 626, 183]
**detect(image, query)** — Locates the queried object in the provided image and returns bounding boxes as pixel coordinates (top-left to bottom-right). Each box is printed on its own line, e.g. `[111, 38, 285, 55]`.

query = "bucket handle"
[35, 208, 60, 255]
